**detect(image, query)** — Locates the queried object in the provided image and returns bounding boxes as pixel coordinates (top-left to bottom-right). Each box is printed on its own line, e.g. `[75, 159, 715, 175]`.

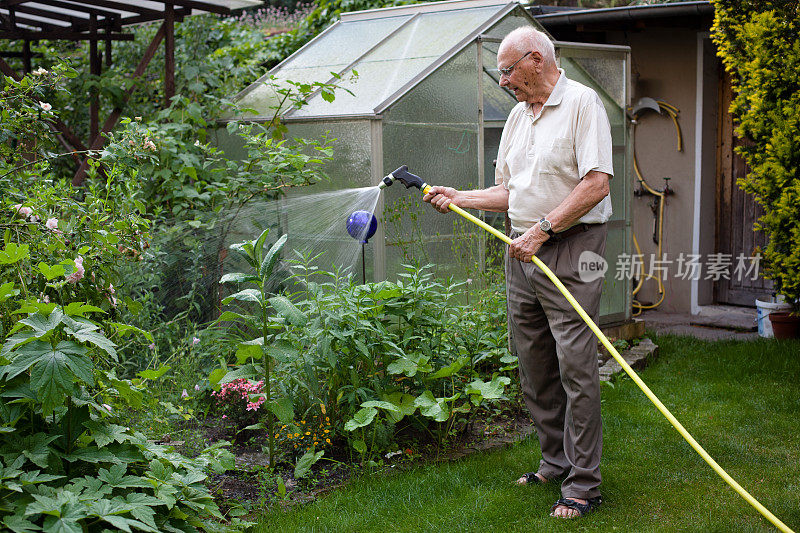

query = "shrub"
[712, 1, 800, 311]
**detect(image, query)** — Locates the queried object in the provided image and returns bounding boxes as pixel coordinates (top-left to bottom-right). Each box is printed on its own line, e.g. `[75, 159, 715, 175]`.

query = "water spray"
[380, 165, 794, 533]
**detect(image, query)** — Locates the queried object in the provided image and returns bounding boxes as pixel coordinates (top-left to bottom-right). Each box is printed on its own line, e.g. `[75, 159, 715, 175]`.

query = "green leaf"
[344, 406, 377, 431]
[209, 367, 227, 387]
[63, 302, 105, 317]
[253, 228, 271, 263]
[235, 343, 261, 364]
[413, 391, 450, 422]
[260, 234, 287, 280]
[361, 400, 401, 413]
[62, 316, 117, 359]
[0, 242, 29, 264]
[266, 340, 299, 363]
[19, 308, 64, 339]
[218, 364, 258, 384]
[466, 375, 511, 404]
[429, 356, 469, 380]
[294, 449, 324, 479]
[137, 365, 170, 380]
[37, 262, 65, 280]
[222, 289, 263, 306]
[96, 464, 152, 488]
[29, 341, 93, 413]
[267, 397, 294, 424]
[352, 440, 367, 454]
[384, 392, 417, 423]
[0, 282, 19, 303]
[269, 296, 307, 326]
[219, 272, 259, 284]
[84, 421, 130, 448]
[107, 322, 153, 342]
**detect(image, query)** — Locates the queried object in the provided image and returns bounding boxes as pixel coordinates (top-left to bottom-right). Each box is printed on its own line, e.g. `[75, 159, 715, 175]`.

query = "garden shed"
[219, 0, 632, 325]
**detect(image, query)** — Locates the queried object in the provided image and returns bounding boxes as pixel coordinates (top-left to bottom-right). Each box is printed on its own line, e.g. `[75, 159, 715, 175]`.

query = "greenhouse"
[218, 0, 632, 324]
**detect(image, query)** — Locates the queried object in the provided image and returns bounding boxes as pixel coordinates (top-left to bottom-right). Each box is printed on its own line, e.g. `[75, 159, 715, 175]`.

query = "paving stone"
[599, 338, 658, 381]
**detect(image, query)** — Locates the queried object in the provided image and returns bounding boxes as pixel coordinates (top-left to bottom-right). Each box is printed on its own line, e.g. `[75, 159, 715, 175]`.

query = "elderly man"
[423, 26, 613, 519]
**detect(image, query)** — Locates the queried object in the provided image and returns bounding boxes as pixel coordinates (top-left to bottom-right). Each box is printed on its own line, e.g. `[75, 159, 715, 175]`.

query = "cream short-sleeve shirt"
[495, 69, 614, 234]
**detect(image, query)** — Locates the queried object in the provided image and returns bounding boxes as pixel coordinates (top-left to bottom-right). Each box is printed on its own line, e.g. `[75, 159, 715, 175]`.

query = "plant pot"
[768, 312, 800, 339]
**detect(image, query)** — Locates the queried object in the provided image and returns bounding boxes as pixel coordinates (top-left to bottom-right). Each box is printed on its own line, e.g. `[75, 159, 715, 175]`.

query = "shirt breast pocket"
[539, 138, 575, 176]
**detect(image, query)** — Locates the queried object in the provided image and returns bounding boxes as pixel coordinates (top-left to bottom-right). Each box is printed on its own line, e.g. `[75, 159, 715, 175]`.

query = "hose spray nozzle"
[378, 165, 428, 190]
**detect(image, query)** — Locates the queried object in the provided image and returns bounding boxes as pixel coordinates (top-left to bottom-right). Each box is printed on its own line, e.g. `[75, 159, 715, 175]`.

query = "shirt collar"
[524, 68, 567, 116]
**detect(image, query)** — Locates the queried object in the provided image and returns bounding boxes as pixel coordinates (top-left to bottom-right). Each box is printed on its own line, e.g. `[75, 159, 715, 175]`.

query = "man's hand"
[510, 226, 549, 262]
[423, 186, 459, 213]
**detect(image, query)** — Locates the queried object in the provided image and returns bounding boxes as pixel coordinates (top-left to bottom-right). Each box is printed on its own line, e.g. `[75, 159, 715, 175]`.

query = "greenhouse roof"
[233, 0, 522, 122]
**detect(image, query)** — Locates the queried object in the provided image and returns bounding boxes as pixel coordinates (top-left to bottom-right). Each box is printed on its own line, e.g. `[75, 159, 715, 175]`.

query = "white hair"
[501, 27, 556, 66]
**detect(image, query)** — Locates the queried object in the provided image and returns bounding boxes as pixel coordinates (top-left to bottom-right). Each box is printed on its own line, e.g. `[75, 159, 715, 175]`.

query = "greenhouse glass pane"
[482, 7, 543, 40]
[292, 6, 502, 117]
[385, 46, 479, 125]
[278, 16, 413, 70]
[284, 121, 373, 191]
[571, 56, 626, 108]
[599, 225, 628, 317]
[381, 118, 481, 280]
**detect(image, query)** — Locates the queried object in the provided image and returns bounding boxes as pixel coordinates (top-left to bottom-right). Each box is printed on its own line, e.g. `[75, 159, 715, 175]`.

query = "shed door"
[716, 70, 773, 305]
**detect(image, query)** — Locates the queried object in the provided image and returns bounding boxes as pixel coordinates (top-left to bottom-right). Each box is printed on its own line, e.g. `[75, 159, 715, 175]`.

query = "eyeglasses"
[499, 51, 531, 77]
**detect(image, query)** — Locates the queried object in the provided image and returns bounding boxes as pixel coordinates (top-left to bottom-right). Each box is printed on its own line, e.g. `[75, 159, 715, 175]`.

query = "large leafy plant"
[712, 1, 800, 311]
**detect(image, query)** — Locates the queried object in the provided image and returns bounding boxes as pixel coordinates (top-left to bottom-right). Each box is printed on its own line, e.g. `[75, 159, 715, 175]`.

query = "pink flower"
[144, 140, 156, 151]
[194, 384, 200, 391]
[39, 101, 52, 112]
[148, 343, 156, 350]
[181, 389, 189, 398]
[45, 217, 58, 230]
[66, 256, 84, 284]
[192, 337, 200, 346]
[102, 404, 112, 412]
[222, 414, 227, 419]
[12, 204, 32, 218]
[42, 295, 50, 303]
[108, 283, 115, 294]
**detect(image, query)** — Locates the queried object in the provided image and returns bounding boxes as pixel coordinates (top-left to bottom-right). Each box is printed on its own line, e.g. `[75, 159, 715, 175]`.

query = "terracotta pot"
[768, 312, 800, 339]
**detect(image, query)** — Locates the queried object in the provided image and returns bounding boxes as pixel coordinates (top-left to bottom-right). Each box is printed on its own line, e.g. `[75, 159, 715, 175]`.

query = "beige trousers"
[506, 223, 607, 500]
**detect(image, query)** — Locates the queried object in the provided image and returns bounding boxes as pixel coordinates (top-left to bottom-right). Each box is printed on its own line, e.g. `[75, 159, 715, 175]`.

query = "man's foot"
[516, 472, 549, 485]
[550, 497, 602, 519]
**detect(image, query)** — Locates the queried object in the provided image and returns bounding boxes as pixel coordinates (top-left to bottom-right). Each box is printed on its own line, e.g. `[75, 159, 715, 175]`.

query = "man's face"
[497, 47, 536, 102]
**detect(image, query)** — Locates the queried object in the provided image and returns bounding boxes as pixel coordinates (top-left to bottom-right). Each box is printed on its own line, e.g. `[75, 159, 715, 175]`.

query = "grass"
[256, 335, 800, 532]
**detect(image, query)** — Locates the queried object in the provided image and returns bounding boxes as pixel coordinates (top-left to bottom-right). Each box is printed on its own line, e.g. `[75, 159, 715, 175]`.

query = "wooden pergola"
[0, 0, 260, 184]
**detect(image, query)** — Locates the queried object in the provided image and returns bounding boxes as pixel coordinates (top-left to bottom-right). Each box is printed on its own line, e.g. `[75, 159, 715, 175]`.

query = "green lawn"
[257, 336, 800, 532]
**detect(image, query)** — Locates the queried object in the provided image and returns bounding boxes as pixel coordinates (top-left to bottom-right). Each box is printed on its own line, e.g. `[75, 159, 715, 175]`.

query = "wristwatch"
[539, 217, 556, 237]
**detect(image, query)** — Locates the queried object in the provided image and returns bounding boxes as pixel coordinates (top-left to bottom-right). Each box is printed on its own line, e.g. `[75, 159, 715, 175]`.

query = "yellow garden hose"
[630, 100, 681, 315]
[421, 184, 794, 533]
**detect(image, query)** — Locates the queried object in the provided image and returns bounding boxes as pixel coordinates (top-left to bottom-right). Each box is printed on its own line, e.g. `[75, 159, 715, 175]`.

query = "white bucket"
[755, 299, 792, 338]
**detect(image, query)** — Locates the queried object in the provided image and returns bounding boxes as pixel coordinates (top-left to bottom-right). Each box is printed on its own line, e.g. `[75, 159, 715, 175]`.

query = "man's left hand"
[510, 227, 548, 262]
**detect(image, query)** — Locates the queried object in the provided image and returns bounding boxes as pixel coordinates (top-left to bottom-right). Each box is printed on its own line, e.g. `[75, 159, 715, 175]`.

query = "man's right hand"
[423, 186, 459, 213]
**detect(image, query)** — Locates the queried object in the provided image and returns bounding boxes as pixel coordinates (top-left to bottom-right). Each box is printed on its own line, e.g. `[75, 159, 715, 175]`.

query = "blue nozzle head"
[346, 210, 378, 244]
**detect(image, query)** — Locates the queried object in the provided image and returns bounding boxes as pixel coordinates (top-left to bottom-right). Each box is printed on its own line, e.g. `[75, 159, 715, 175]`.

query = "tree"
[711, 1, 800, 311]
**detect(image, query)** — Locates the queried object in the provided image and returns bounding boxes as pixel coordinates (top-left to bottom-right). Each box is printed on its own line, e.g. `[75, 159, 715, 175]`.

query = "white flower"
[148, 343, 156, 350]
[194, 384, 200, 391]
[194, 140, 201, 147]
[108, 283, 115, 294]
[45, 217, 58, 230]
[32, 67, 48, 76]
[192, 337, 200, 346]
[143, 140, 156, 151]
[42, 294, 50, 303]
[181, 389, 189, 398]
[12, 204, 32, 218]
[66, 256, 85, 284]
[39, 101, 52, 112]
[385, 450, 403, 459]
[135, 116, 142, 121]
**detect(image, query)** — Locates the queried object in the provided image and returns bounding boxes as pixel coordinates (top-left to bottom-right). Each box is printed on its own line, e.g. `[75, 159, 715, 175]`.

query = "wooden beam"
[165, 1, 231, 15]
[0, 30, 133, 40]
[164, 3, 175, 106]
[0, 11, 60, 30]
[21, 0, 125, 22]
[3, 4, 83, 26]
[73, 23, 167, 186]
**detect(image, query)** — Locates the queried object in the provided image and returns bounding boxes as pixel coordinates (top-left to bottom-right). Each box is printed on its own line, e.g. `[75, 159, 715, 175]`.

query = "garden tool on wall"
[628, 97, 681, 315]
[379, 165, 794, 533]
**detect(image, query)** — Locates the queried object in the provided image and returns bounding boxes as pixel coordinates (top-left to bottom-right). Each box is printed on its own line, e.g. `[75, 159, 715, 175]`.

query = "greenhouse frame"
[218, 0, 632, 324]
